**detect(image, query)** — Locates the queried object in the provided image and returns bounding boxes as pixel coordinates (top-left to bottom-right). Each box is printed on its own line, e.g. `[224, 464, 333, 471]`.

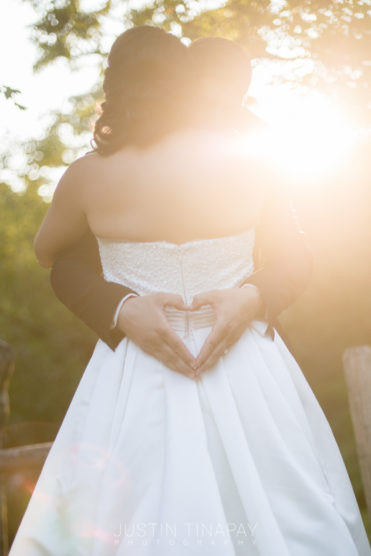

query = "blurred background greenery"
[1, 0, 370, 544]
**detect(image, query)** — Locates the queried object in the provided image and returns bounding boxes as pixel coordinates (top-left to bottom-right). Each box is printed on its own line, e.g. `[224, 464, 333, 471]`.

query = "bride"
[10, 25, 370, 556]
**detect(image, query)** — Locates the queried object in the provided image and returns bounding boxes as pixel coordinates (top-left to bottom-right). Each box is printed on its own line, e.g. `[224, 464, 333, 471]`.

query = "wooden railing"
[0, 340, 370, 554]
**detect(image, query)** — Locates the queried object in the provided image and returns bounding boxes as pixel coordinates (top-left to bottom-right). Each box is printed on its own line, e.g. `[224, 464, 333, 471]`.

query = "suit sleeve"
[50, 229, 138, 351]
[242, 185, 313, 339]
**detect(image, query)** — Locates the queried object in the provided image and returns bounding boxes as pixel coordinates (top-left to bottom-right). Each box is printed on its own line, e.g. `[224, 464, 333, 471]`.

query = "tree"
[27, 1, 370, 105]
[16, 0, 369, 176]
[0, 181, 94, 424]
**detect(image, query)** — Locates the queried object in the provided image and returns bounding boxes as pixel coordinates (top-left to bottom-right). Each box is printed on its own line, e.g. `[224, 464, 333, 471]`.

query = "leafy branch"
[0, 85, 26, 110]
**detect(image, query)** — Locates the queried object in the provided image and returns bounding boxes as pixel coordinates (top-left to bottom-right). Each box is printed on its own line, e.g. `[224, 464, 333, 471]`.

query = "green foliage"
[28, 0, 112, 71]
[0, 85, 26, 110]
[24, 83, 102, 171]
[279, 1, 370, 121]
[0, 182, 95, 425]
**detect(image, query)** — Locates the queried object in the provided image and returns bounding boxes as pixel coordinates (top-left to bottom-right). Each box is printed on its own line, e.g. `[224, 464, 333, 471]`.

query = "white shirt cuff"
[111, 293, 138, 330]
[240, 283, 260, 293]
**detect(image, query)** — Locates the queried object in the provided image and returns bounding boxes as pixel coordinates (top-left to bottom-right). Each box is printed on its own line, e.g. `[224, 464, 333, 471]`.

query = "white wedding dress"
[9, 228, 371, 556]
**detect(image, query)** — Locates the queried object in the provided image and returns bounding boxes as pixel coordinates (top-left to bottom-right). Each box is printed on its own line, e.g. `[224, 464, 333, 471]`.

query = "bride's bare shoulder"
[50, 152, 109, 209]
[58, 150, 112, 186]
[68, 150, 106, 173]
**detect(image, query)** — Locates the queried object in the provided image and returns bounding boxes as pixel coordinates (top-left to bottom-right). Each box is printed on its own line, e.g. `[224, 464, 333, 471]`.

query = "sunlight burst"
[244, 94, 358, 185]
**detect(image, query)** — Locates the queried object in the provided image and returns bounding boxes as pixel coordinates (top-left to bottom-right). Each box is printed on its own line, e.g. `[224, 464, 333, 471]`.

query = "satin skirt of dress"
[9, 306, 371, 556]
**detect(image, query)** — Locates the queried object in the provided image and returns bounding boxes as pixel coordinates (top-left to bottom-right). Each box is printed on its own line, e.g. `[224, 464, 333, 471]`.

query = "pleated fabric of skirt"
[9, 308, 371, 555]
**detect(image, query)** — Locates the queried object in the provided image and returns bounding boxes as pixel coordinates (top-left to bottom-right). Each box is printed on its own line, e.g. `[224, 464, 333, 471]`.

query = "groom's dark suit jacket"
[50, 181, 312, 352]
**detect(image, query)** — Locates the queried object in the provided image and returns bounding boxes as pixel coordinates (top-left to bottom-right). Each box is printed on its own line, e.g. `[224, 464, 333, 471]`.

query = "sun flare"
[243, 93, 358, 185]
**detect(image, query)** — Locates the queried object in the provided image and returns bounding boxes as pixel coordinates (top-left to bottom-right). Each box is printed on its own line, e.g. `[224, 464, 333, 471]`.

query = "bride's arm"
[34, 159, 89, 268]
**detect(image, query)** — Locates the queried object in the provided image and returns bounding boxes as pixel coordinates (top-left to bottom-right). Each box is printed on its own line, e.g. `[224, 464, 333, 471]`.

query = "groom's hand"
[117, 292, 198, 379]
[188, 287, 263, 374]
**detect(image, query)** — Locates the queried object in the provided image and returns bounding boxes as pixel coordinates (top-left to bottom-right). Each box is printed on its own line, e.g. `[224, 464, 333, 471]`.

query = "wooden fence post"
[342, 345, 371, 519]
[0, 340, 15, 556]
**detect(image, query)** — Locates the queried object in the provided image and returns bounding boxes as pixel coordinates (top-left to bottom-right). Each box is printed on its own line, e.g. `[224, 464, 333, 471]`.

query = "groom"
[50, 37, 312, 373]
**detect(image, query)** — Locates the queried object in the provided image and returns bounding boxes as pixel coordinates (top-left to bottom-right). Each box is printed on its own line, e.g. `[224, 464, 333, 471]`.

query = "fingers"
[197, 339, 231, 374]
[154, 343, 198, 379]
[130, 292, 198, 379]
[195, 323, 227, 369]
[195, 322, 244, 374]
[161, 326, 197, 370]
[151, 310, 198, 377]
[158, 293, 188, 311]
[188, 291, 216, 311]
[141, 338, 196, 379]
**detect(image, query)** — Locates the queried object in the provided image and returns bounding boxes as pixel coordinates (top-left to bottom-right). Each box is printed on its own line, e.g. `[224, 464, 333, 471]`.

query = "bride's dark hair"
[92, 26, 189, 156]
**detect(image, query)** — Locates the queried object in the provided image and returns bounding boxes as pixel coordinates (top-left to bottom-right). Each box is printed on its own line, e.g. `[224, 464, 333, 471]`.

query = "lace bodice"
[96, 228, 255, 306]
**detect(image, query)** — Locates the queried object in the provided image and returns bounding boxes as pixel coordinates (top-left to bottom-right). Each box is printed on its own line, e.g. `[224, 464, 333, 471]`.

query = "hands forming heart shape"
[117, 287, 262, 379]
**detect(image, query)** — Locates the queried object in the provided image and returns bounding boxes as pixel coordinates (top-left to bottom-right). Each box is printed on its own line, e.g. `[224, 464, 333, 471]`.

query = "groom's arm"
[241, 187, 312, 339]
[50, 192, 311, 350]
[50, 229, 136, 350]
[237, 112, 312, 338]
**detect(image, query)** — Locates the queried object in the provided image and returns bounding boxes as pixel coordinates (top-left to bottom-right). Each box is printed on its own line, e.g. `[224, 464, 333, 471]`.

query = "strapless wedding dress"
[9, 229, 371, 555]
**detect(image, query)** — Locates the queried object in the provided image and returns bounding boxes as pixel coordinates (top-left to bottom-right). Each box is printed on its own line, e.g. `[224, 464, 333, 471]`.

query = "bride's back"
[82, 128, 269, 244]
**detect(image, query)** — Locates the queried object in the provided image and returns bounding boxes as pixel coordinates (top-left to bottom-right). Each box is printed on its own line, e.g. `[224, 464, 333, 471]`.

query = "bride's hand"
[117, 292, 199, 379]
[188, 286, 263, 374]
